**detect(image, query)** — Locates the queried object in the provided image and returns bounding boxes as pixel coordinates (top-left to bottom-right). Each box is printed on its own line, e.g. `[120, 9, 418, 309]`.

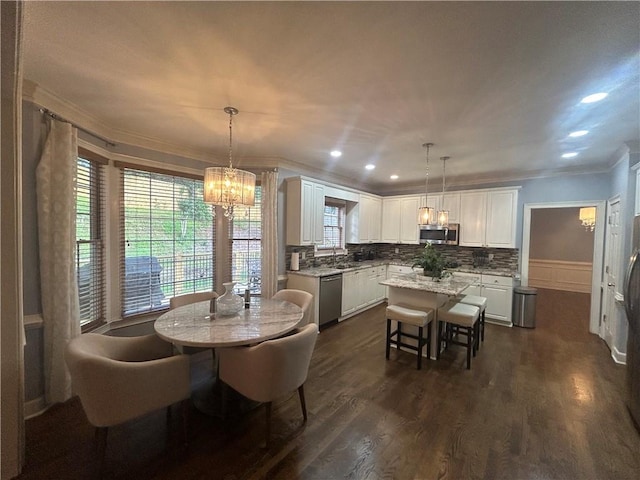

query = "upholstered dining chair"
[272, 289, 313, 326]
[218, 323, 318, 446]
[65, 333, 191, 468]
[170, 291, 219, 356]
[170, 290, 218, 309]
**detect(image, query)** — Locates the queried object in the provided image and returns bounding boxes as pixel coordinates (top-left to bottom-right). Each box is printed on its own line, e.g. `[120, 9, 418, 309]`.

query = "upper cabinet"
[358, 194, 382, 243]
[286, 178, 324, 245]
[417, 193, 461, 224]
[442, 193, 461, 224]
[459, 189, 518, 248]
[285, 175, 518, 248]
[381, 195, 420, 244]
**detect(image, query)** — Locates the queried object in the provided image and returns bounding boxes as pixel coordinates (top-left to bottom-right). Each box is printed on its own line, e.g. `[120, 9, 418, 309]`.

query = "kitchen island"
[380, 273, 479, 360]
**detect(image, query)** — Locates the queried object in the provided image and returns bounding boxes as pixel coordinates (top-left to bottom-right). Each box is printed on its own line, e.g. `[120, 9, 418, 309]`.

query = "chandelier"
[437, 156, 450, 227]
[579, 207, 596, 232]
[418, 142, 435, 225]
[203, 106, 256, 219]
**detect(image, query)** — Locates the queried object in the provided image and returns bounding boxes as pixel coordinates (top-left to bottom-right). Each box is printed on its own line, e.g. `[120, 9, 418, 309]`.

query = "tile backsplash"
[286, 243, 518, 272]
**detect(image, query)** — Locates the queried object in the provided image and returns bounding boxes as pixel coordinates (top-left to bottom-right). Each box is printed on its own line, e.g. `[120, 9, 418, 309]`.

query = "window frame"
[116, 161, 216, 319]
[318, 198, 346, 252]
[76, 147, 108, 332]
[231, 185, 262, 294]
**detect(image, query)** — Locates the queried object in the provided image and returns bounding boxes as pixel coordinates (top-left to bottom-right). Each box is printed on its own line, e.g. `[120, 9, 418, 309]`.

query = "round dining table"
[154, 297, 304, 348]
[154, 297, 305, 417]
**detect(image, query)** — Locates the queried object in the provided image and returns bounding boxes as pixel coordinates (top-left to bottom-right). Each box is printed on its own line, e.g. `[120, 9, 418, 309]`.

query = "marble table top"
[380, 273, 479, 296]
[154, 298, 304, 348]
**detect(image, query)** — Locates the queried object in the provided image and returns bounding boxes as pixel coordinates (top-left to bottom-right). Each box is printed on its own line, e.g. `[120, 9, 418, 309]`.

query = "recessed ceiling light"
[390, 174, 399, 180]
[562, 152, 579, 159]
[569, 130, 589, 137]
[581, 93, 608, 104]
[365, 164, 375, 170]
[330, 150, 342, 158]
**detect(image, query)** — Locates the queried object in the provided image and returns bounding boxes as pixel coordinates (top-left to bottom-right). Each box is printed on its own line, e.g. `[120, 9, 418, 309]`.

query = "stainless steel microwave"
[419, 224, 459, 245]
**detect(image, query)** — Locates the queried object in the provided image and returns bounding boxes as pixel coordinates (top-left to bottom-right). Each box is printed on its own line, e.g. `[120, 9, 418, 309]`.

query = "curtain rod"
[39, 108, 116, 147]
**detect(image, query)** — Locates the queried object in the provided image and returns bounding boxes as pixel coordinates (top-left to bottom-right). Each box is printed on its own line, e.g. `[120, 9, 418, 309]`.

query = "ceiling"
[22, 1, 640, 193]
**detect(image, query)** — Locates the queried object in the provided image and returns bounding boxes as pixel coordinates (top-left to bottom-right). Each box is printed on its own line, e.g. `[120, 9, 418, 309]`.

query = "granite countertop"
[380, 273, 479, 296]
[287, 260, 517, 278]
[287, 260, 388, 277]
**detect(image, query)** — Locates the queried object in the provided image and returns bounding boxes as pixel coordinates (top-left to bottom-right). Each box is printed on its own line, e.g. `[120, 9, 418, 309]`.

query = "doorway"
[522, 201, 606, 336]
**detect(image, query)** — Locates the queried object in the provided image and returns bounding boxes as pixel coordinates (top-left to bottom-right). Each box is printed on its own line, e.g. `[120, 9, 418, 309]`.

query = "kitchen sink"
[334, 263, 354, 269]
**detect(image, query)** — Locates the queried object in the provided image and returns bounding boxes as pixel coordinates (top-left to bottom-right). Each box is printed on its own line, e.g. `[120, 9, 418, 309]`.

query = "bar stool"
[457, 294, 487, 347]
[437, 301, 480, 369]
[385, 304, 434, 370]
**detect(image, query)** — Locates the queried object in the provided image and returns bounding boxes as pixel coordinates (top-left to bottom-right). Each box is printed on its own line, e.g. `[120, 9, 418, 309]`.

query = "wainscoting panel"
[528, 259, 592, 293]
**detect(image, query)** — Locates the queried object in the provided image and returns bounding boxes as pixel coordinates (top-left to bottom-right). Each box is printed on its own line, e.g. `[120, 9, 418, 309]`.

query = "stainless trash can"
[512, 286, 538, 328]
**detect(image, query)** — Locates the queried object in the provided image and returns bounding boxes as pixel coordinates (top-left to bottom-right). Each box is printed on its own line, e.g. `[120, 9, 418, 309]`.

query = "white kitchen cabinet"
[442, 193, 461, 224]
[459, 189, 518, 248]
[459, 192, 487, 247]
[385, 264, 414, 298]
[342, 269, 364, 316]
[381, 196, 420, 244]
[358, 194, 382, 243]
[370, 265, 387, 303]
[381, 198, 401, 242]
[417, 193, 460, 224]
[399, 196, 420, 243]
[486, 190, 518, 248]
[342, 265, 387, 318]
[481, 276, 513, 324]
[456, 272, 514, 325]
[286, 178, 324, 245]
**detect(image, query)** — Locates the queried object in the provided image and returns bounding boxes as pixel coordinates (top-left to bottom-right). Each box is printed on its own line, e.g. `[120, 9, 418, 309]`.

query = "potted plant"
[412, 243, 449, 280]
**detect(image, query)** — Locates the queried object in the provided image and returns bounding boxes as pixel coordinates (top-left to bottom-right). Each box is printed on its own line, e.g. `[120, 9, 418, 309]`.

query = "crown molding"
[23, 79, 216, 163]
[373, 164, 612, 196]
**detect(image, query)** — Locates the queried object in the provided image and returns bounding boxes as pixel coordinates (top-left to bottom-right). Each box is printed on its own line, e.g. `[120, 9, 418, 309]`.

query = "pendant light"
[418, 142, 435, 225]
[437, 156, 450, 227]
[203, 106, 256, 219]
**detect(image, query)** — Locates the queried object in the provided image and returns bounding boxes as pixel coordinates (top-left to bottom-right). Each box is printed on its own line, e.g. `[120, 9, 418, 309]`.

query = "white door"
[603, 199, 621, 348]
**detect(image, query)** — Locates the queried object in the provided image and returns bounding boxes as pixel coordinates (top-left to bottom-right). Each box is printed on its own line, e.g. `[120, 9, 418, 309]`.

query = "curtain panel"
[260, 171, 278, 299]
[36, 118, 80, 404]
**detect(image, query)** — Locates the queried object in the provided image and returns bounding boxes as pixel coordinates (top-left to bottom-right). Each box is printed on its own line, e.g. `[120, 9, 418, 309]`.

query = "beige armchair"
[218, 323, 318, 446]
[170, 291, 218, 355]
[170, 290, 218, 309]
[272, 289, 313, 326]
[65, 333, 191, 464]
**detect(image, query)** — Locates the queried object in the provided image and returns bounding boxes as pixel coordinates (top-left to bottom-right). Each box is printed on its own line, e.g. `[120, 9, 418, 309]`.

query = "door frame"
[521, 200, 606, 336]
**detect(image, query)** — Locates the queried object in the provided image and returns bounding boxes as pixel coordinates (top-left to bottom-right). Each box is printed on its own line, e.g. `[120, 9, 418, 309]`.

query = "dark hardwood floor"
[20, 288, 640, 479]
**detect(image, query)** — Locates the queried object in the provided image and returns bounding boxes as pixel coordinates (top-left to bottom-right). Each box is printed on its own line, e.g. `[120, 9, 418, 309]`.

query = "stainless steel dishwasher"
[319, 273, 343, 327]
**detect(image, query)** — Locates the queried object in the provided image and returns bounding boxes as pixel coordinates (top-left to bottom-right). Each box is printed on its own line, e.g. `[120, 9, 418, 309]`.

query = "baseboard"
[486, 318, 512, 328]
[612, 347, 627, 365]
[24, 396, 49, 419]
